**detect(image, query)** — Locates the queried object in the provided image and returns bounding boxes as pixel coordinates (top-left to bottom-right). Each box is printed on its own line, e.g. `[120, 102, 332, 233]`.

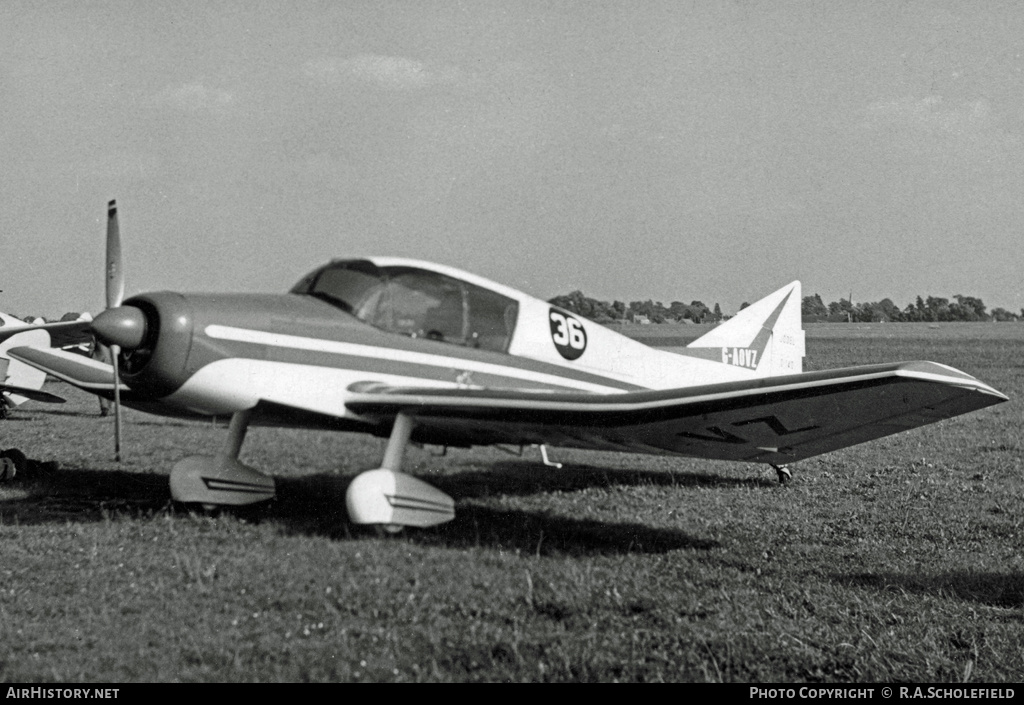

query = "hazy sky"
[3, 1, 1024, 316]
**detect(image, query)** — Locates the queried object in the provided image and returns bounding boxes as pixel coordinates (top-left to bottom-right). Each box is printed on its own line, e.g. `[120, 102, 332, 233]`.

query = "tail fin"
[683, 281, 804, 377]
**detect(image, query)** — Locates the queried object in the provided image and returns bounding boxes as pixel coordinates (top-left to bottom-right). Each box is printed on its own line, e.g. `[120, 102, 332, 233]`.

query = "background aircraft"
[0, 312, 74, 481]
[0, 311, 75, 418]
[5, 202, 1008, 530]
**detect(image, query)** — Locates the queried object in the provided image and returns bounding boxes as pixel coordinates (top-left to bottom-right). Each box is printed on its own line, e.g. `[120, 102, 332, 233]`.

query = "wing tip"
[895, 361, 1008, 401]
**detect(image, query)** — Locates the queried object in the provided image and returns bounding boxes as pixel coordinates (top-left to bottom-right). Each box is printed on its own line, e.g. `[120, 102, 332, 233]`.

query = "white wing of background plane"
[340, 361, 1006, 465]
[0, 318, 93, 350]
[7, 346, 121, 392]
[0, 314, 92, 410]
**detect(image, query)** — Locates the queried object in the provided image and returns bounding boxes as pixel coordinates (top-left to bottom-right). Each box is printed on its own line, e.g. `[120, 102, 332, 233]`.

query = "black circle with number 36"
[549, 308, 587, 360]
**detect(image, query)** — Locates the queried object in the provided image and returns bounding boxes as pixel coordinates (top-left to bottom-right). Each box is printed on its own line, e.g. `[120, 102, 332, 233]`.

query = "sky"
[3, 1, 1024, 317]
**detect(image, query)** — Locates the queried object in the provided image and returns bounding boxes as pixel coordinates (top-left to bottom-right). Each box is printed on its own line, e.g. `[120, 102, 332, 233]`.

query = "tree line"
[548, 291, 725, 324]
[800, 294, 1021, 322]
[548, 290, 1022, 324]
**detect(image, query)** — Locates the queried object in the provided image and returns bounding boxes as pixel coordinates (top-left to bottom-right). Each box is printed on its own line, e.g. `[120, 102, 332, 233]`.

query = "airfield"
[0, 322, 1020, 682]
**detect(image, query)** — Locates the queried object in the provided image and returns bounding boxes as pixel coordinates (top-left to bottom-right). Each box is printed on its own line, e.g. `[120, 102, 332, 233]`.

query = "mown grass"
[0, 324, 1021, 682]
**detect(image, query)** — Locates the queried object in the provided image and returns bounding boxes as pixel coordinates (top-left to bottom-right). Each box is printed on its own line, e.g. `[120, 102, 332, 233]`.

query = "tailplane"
[682, 281, 804, 377]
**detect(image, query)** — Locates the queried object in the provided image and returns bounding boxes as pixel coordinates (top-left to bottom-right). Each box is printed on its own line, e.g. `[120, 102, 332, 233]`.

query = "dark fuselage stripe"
[204, 324, 641, 392]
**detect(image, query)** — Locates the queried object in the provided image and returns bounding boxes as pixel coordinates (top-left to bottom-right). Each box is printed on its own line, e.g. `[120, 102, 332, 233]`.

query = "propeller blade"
[105, 199, 125, 461]
[106, 200, 124, 310]
[112, 344, 122, 462]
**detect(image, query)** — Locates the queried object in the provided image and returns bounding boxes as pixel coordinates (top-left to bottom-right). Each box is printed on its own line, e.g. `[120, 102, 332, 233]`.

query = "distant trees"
[548, 291, 724, 324]
[799, 293, 1017, 323]
[801, 294, 828, 318]
[550, 291, 1020, 324]
[548, 291, 630, 323]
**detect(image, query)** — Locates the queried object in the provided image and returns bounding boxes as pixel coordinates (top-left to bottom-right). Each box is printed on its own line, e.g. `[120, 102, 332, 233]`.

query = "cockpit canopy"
[291, 259, 519, 353]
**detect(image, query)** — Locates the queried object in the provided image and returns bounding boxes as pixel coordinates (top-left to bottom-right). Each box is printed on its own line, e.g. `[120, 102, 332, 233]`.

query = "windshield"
[291, 260, 518, 352]
[292, 260, 384, 316]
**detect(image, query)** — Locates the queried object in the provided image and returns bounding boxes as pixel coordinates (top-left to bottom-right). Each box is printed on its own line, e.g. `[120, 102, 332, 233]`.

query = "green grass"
[0, 325, 1021, 682]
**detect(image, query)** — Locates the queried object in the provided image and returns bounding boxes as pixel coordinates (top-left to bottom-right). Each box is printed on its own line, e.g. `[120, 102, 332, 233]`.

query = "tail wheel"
[771, 464, 792, 484]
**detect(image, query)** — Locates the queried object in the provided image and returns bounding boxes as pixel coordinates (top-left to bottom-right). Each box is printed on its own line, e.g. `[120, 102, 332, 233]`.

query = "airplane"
[3, 201, 1009, 530]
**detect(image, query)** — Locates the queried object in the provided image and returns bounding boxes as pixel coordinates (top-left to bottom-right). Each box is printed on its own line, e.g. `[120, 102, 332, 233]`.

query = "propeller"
[92, 201, 156, 461]
[100, 200, 125, 461]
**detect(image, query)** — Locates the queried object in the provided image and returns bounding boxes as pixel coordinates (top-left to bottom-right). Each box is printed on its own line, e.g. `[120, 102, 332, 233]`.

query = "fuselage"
[108, 257, 780, 427]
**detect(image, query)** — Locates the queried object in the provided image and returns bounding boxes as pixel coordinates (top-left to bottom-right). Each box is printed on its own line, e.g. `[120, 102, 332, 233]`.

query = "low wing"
[343, 362, 1007, 464]
[7, 345, 1007, 464]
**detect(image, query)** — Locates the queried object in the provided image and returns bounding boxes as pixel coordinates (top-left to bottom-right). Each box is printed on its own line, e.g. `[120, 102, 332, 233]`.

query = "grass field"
[0, 324, 1021, 682]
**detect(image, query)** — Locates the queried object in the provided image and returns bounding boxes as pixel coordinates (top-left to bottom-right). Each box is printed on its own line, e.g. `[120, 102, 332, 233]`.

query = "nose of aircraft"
[92, 306, 148, 349]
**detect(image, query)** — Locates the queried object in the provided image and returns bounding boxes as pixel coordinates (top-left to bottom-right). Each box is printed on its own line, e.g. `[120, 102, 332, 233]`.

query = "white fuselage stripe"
[205, 325, 628, 394]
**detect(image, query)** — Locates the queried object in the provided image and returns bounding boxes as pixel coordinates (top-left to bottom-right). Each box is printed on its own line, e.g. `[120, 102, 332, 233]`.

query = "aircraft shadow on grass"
[0, 466, 168, 523]
[18, 407, 98, 419]
[421, 458, 776, 497]
[0, 462, 720, 556]
[273, 466, 721, 556]
[837, 572, 1024, 609]
[26, 405, 205, 429]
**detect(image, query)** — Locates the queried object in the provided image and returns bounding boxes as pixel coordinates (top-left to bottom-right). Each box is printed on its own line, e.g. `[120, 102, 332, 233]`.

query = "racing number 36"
[549, 309, 587, 360]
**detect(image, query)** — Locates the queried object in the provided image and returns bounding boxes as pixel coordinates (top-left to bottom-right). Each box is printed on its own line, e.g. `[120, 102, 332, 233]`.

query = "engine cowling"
[92, 292, 195, 399]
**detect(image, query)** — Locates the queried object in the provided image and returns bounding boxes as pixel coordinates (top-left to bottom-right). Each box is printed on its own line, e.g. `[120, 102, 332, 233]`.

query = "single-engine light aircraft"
[6, 201, 1008, 529]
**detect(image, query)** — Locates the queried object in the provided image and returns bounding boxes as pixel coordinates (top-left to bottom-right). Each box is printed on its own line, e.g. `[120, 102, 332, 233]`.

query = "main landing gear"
[168, 409, 455, 530]
[169, 409, 276, 508]
[345, 412, 455, 530]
